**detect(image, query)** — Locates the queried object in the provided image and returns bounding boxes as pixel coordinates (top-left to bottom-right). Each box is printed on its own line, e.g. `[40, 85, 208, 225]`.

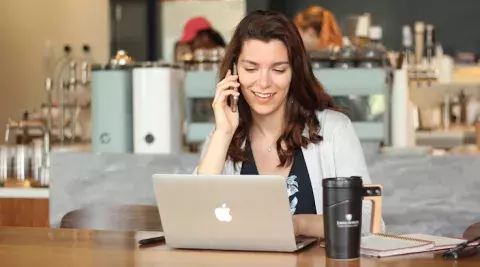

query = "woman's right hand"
[212, 69, 240, 136]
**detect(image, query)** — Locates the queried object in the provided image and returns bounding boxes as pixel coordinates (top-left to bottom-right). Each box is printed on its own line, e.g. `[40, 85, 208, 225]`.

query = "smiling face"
[237, 39, 292, 117]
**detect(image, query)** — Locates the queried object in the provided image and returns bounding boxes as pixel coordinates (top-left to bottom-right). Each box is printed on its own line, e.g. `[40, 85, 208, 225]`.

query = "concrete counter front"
[49, 152, 480, 237]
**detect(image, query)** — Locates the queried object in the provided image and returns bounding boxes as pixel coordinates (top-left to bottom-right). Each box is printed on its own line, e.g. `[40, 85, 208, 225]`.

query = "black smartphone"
[230, 63, 238, 112]
[138, 236, 165, 246]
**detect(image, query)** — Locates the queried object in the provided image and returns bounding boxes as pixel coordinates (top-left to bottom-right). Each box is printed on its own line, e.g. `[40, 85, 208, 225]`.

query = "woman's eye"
[273, 69, 286, 73]
[244, 68, 256, 72]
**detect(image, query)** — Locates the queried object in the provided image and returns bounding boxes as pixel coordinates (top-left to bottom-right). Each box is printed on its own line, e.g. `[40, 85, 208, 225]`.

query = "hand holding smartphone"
[211, 60, 240, 135]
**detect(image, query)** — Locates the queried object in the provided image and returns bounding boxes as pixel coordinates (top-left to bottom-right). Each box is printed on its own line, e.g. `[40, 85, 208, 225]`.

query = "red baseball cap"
[179, 16, 212, 43]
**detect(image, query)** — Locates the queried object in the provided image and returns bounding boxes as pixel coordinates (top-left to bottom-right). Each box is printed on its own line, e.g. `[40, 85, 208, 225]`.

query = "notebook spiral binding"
[373, 233, 433, 244]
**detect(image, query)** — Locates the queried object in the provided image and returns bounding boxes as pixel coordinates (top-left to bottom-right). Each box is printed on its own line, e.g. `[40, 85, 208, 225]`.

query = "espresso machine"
[132, 62, 184, 154]
[91, 51, 135, 153]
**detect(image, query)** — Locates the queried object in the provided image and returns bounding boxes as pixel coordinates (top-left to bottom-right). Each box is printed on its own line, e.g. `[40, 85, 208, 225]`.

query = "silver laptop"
[151, 174, 317, 252]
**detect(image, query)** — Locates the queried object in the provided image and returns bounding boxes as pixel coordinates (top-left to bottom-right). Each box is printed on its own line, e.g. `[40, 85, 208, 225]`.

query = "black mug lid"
[322, 176, 363, 188]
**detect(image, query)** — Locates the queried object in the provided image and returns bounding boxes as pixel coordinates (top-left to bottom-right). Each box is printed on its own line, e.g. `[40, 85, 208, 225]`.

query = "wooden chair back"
[60, 204, 162, 231]
[463, 222, 480, 240]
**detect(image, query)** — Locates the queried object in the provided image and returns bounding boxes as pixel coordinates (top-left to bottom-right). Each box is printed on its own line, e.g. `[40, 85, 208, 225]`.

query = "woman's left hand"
[292, 215, 301, 236]
[291, 214, 325, 238]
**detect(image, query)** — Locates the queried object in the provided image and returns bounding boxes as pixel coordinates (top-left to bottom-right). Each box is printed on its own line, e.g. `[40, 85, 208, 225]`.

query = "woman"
[294, 6, 343, 50]
[193, 10, 385, 238]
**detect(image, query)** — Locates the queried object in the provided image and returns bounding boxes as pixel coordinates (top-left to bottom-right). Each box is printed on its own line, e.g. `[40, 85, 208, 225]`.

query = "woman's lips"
[252, 91, 276, 103]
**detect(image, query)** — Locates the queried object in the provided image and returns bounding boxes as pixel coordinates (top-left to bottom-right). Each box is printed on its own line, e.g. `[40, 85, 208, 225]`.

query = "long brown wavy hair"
[219, 10, 337, 168]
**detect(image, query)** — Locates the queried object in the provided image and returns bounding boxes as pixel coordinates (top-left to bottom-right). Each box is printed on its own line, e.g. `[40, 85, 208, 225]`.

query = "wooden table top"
[0, 227, 479, 267]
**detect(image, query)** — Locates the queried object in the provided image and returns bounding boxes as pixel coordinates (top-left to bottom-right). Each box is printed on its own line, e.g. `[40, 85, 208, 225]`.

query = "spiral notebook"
[360, 233, 471, 258]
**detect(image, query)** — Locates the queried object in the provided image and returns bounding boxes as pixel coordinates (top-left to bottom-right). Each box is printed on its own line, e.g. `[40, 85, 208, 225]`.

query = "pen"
[138, 236, 165, 246]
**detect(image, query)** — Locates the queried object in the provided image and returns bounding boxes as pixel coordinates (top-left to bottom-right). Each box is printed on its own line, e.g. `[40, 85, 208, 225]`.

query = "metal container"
[132, 62, 184, 154]
[12, 145, 30, 181]
[31, 141, 44, 181]
[193, 48, 208, 71]
[334, 44, 357, 69]
[91, 52, 136, 153]
[37, 166, 50, 187]
[0, 146, 10, 181]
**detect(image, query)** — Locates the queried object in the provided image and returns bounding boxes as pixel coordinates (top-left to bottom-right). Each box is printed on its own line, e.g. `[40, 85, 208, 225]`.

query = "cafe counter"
[0, 187, 49, 227]
[48, 151, 480, 238]
[0, 187, 49, 198]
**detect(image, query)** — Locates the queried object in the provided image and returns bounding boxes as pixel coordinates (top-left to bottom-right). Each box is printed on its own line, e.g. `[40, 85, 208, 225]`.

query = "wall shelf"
[183, 68, 392, 147]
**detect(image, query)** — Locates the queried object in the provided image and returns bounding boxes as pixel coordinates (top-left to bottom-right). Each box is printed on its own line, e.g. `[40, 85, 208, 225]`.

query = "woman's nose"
[258, 70, 271, 89]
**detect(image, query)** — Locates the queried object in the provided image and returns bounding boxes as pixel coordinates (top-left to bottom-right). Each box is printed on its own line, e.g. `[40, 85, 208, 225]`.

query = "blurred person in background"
[294, 6, 343, 51]
[175, 16, 226, 62]
[192, 28, 226, 50]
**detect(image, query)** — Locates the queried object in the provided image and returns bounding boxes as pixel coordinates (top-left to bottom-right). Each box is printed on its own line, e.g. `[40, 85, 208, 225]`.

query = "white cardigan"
[193, 109, 386, 235]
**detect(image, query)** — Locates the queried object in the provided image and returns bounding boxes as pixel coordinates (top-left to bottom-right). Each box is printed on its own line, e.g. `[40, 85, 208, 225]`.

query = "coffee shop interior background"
[0, 0, 479, 149]
[2, 0, 480, 150]
[0, 0, 480, 240]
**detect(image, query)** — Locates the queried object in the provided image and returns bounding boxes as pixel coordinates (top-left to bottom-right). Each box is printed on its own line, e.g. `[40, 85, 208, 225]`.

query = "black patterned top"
[240, 139, 317, 215]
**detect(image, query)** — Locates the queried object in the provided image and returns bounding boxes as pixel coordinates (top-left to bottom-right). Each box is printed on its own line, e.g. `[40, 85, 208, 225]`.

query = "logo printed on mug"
[337, 213, 359, 228]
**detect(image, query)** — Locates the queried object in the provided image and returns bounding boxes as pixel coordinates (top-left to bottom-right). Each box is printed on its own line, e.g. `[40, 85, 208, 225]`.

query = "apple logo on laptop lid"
[215, 203, 232, 222]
